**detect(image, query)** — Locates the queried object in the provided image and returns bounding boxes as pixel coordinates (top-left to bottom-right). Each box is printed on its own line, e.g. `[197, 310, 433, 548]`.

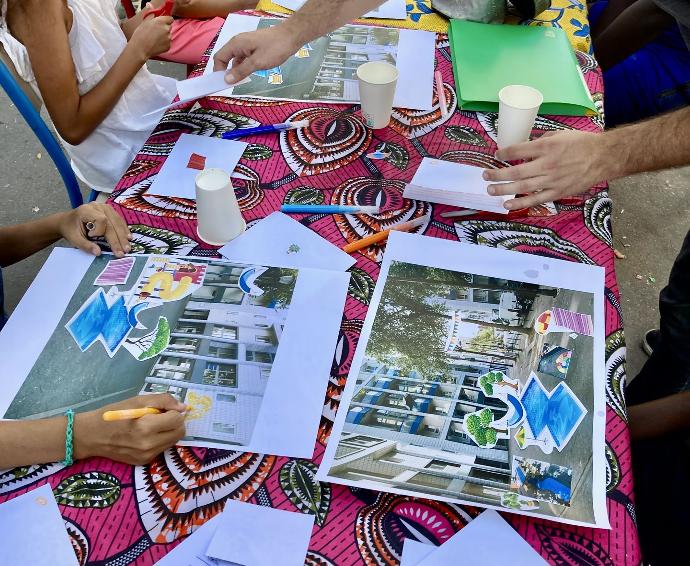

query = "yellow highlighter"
[102, 407, 162, 421]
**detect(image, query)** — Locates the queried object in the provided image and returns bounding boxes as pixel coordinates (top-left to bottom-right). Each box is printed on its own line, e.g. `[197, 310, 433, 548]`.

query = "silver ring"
[85, 221, 96, 232]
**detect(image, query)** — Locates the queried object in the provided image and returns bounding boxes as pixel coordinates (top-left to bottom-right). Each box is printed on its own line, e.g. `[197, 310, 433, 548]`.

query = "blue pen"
[222, 119, 310, 140]
[281, 205, 381, 214]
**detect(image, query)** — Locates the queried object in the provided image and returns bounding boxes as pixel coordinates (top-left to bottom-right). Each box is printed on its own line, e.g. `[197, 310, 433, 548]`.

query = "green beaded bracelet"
[63, 409, 74, 466]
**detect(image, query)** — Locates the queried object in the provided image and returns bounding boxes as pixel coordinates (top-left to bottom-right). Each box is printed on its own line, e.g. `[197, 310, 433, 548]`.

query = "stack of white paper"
[155, 501, 315, 566]
[400, 510, 549, 566]
[0, 484, 78, 566]
[404, 158, 510, 214]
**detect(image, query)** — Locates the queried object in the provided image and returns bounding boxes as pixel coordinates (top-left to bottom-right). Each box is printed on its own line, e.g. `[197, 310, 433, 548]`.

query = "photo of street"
[325, 260, 597, 524]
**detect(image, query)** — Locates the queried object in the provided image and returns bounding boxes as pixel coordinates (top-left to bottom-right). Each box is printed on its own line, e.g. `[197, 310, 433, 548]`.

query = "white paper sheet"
[317, 231, 609, 529]
[274, 0, 407, 19]
[400, 539, 435, 566]
[206, 501, 314, 566]
[145, 134, 248, 199]
[415, 511, 549, 566]
[154, 516, 222, 566]
[204, 15, 435, 111]
[142, 72, 252, 117]
[0, 484, 78, 566]
[404, 158, 510, 214]
[219, 212, 356, 271]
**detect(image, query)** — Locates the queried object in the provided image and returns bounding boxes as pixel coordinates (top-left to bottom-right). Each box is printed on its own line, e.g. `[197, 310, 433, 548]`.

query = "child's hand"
[58, 203, 132, 258]
[73, 394, 187, 466]
[130, 12, 173, 59]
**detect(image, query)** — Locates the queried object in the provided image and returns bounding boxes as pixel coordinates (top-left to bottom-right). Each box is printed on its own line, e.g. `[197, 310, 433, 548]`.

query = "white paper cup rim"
[196, 168, 231, 192]
[356, 61, 399, 85]
[499, 85, 544, 110]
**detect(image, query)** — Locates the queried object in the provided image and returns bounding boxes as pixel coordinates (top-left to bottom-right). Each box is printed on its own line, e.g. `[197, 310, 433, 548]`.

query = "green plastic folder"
[448, 20, 598, 116]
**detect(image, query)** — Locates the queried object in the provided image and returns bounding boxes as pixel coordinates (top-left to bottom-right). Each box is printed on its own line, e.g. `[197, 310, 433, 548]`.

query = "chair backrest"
[0, 45, 84, 208]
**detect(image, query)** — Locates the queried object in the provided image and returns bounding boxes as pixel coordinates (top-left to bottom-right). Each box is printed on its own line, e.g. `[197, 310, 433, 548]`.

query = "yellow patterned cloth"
[254, 0, 591, 52]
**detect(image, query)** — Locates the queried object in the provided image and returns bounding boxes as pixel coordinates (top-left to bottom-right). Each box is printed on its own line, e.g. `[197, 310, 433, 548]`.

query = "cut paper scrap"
[512, 456, 573, 507]
[0, 484, 79, 566]
[145, 134, 248, 200]
[500, 491, 541, 512]
[186, 152, 206, 170]
[66, 288, 149, 357]
[413, 510, 549, 566]
[205, 500, 315, 566]
[94, 256, 135, 286]
[552, 307, 594, 336]
[130, 257, 208, 305]
[122, 316, 170, 361]
[142, 71, 252, 116]
[538, 343, 572, 379]
[219, 211, 356, 271]
[519, 373, 587, 454]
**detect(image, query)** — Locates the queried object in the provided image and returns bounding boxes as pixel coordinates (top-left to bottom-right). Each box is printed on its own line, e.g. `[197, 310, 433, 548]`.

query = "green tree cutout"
[463, 408, 507, 449]
[253, 268, 298, 308]
[479, 371, 518, 397]
[123, 317, 170, 361]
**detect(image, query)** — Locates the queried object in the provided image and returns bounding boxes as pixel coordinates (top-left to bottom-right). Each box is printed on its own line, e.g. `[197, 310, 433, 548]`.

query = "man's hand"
[74, 394, 187, 466]
[213, 25, 303, 84]
[59, 203, 132, 258]
[483, 130, 609, 210]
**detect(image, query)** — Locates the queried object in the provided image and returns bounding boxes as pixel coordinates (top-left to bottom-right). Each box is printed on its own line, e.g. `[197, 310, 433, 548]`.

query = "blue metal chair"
[0, 56, 87, 208]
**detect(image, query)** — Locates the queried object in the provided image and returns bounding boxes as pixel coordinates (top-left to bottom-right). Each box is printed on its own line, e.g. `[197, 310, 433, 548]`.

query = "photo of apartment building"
[140, 262, 293, 447]
[333, 358, 513, 506]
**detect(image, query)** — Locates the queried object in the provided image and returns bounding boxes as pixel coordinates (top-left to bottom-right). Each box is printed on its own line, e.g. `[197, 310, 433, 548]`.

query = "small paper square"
[206, 501, 315, 566]
[186, 153, 206, 170]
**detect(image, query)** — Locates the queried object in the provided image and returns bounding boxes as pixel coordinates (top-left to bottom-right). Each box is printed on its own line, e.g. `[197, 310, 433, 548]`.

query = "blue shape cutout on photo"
[520, 374, 586, 451]
[67, 288, 149, 356]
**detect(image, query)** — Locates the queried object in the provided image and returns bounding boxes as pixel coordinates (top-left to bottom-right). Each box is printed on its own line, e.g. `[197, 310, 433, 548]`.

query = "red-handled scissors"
[143, 0, 174, 18]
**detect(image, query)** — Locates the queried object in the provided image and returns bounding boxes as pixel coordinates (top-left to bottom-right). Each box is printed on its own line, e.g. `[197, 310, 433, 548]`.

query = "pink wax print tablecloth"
[0, 17, 640, 566]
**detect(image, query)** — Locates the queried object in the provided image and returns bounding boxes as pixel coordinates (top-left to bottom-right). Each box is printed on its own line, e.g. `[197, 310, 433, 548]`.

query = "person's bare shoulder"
[6, 0, 70, 44]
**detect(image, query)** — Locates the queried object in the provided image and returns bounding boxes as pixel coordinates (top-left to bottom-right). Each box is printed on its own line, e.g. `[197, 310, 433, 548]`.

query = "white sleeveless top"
[0, 0, 176, 192]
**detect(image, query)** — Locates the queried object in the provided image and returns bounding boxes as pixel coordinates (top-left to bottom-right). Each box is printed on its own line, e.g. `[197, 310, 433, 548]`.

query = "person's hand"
[58, 203, 132, 258]
[130, 10, 173, 59]
[483, 130, 609, 210]
[213, 25, 303, 84]
[74, 394, 188, 466]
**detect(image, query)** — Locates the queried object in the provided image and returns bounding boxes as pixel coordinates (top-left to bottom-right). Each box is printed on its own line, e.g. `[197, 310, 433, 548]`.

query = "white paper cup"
[497, 85, 544, 149]
[357, 61, 399, 130]
[195, 168, 246, 246]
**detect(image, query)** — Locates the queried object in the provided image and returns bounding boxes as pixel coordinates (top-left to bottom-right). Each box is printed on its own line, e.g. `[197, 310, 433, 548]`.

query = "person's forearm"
[0, 416, 69, 468]
[280, 0, 385, 46]
[595, 107, 690, 183]
[45, 43, 149, 145]
[629, 391, 690, 440]
[0, 213, 70, 267]
[173, 0, 256, 19]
